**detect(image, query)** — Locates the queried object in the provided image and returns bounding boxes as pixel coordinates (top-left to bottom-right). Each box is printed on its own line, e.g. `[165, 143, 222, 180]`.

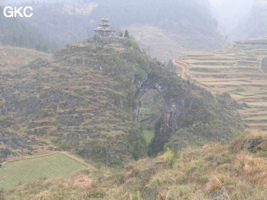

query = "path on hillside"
[173, 59, 189, 80]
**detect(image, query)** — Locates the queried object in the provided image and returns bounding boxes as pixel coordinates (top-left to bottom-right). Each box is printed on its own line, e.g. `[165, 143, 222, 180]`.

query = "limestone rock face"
[243, 138, 263, 151]
[242, 138, 267, 153]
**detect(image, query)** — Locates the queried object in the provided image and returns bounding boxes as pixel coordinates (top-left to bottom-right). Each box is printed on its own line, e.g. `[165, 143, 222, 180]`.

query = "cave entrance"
[139, 89, 165, 146]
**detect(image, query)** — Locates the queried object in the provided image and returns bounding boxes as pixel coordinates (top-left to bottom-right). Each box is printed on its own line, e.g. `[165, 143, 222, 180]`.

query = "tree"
[93, 34, 97, 41]
[119, 32, 123, 37]
[124, 29, 129, 37]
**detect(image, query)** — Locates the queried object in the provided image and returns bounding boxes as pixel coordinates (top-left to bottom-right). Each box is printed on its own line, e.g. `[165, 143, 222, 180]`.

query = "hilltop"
[0, 36, 244, 167]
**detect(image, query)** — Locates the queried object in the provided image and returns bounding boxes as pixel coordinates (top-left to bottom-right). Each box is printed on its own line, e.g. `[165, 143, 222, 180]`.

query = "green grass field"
[139, 90, 164, 146]
[142, 130, 155, 145]
[0, 153, 87, 190]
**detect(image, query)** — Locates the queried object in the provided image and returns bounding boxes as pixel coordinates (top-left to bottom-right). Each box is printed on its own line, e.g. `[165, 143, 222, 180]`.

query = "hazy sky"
[209, 0, 224, 8]
[209, 0, 256, 8]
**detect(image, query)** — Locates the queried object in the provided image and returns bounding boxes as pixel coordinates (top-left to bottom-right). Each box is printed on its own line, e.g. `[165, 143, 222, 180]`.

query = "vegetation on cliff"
[0, 36, 244, 168]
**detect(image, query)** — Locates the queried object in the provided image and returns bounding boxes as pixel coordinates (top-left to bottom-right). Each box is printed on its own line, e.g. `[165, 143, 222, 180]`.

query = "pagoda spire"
[94, 18, 116, 37]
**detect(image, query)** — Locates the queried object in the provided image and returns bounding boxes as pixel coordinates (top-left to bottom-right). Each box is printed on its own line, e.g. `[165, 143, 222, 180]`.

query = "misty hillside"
[16, 0, 226, 61]
[0, 6, 58, 52]
[209, 0, 253, 36]
[209, 0, 267, 41]
[1, 1, 267, 199]
[230, 0, 267, 41]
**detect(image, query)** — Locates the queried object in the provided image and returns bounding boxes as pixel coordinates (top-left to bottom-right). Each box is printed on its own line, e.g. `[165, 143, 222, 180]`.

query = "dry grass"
[3, 130, 267, 200]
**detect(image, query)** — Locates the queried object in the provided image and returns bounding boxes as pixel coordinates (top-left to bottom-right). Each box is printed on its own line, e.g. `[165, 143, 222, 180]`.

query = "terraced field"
[174, 37, 267, 130]
[0, 153, 89, 190]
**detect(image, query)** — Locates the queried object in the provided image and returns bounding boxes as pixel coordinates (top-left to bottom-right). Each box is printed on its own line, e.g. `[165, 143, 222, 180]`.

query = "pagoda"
[94, 18, 116, 37]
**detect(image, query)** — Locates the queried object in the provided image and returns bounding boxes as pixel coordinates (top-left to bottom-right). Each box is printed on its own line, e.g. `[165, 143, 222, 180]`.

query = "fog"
[1, 0, 264, 41]
[209, 0, 254, 36]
